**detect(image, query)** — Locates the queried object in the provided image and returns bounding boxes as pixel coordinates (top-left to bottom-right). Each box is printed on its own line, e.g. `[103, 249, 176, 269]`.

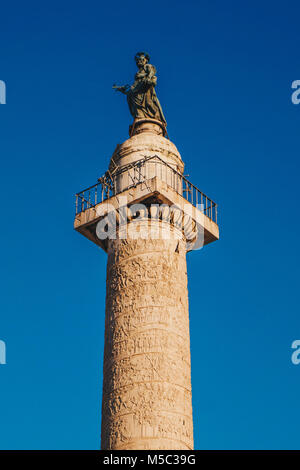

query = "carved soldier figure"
[113, 52, 166, 124]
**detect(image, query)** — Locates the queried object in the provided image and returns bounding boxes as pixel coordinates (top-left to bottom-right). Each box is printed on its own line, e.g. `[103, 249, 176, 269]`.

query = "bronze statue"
[113, 52, 166, 125]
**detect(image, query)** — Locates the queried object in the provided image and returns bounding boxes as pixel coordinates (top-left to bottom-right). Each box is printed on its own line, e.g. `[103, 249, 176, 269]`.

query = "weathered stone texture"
[101, 221, 193, 450]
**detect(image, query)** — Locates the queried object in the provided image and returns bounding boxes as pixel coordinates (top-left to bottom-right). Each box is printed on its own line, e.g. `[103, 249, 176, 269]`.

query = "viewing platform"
[74, 155, 219, 251]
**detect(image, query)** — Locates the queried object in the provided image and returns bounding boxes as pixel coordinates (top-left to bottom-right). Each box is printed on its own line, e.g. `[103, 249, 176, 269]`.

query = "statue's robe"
[127, 64, 166, 124]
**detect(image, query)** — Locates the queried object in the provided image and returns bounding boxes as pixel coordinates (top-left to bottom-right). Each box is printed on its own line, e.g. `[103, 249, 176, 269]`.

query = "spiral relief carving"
[101, 222, 193, 450]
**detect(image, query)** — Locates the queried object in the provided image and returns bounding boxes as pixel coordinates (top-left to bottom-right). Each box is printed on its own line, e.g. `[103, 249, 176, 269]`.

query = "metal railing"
[75, 155, 218, 223]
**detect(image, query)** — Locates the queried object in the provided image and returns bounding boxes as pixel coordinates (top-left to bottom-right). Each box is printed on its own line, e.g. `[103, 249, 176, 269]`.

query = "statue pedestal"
[110, 118, 183, 195]
[129, 118, 167, 137]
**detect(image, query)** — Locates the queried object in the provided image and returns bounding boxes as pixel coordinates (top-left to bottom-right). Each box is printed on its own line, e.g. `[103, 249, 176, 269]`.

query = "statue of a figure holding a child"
[113, 52, 166, 126]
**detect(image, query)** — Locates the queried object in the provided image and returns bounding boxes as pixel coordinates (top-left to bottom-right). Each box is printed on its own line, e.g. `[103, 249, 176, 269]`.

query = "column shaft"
[101, 219, 194, 450]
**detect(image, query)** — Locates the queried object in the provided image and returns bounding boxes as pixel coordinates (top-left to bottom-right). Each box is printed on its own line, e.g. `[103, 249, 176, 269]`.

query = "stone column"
[101, 225, 193, 450]
[100, 120, 194, 450]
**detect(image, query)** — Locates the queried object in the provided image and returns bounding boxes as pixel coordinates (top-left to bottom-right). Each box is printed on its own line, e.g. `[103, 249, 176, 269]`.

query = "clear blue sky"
[1, 0, 300, 450]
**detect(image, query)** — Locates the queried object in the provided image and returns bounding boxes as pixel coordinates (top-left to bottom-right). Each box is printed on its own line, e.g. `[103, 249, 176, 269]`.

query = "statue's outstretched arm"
[112, 84, 130, 94]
